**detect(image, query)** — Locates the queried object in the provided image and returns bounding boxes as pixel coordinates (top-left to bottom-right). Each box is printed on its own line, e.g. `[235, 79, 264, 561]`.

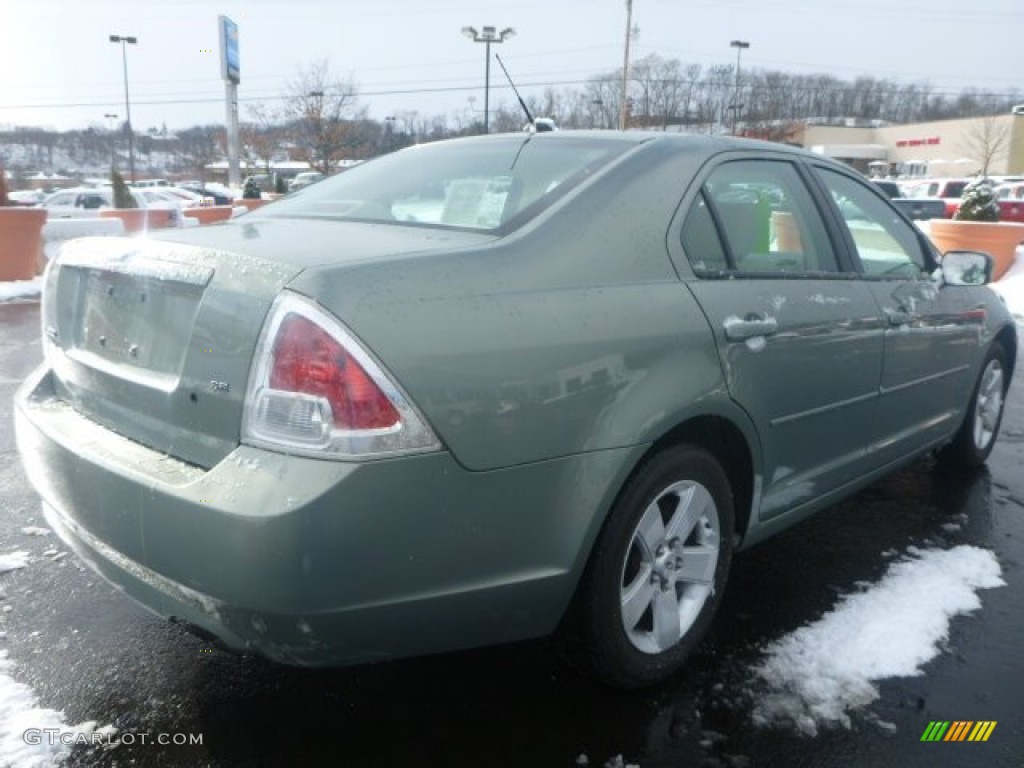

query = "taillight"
[269, 314, 399, 430]
[243, 292, 439, 459]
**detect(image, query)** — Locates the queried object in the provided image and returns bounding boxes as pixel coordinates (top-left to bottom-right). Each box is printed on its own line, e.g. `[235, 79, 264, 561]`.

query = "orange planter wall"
[0, 207, 47, 281]
[183, 205, 235, 225]
[236, 198, 269, 211]
[928, 220, 1024, 281]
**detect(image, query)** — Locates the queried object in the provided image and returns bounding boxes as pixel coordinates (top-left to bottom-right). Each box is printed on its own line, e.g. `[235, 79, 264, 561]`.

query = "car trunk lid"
[44, 236, 298, 469]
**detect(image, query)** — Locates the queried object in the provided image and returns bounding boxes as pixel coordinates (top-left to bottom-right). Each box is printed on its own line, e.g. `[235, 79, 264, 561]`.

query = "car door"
[810, 165, 982, 462]
[675, 156, 886, 520]
[44, 191, 78, 218]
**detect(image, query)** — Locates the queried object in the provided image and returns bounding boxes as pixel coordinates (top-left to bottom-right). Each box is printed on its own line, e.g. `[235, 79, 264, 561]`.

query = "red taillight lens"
[270, 313, 399, 430]
[244, 292, 439, 458]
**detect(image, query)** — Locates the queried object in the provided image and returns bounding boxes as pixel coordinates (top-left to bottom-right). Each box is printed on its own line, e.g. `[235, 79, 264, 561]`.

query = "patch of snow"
[0, 552, 31, 575]
[0, 647, 119, 766]
[19, 528, 50, 538]
[0, 277, 43, 303]
[806, 294, 851, 306]
[990, 245, 1024, 325]
[752, 545, 1004, 736]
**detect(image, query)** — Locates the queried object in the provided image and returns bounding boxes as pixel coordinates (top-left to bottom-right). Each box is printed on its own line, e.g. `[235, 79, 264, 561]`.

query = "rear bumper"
[16, 365, 633, 665]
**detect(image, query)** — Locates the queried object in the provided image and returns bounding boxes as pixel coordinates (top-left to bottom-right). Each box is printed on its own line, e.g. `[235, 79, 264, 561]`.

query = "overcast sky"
[2, 0, 1020, 133]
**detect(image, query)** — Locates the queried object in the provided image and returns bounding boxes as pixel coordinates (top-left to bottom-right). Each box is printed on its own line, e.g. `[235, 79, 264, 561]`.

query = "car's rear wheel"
[941, 342, 1008, 467]
[578, 445, 734, 689]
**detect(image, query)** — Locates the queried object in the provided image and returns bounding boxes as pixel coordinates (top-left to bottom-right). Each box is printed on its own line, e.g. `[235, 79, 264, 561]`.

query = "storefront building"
[801, 111, 1024, 179]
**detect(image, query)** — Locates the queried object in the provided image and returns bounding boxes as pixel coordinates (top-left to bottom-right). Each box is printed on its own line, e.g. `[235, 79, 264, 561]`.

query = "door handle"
[724, 314, 779, 341]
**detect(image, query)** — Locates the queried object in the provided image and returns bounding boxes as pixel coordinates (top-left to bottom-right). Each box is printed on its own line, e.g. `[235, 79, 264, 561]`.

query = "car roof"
[420, 130, 832, 167]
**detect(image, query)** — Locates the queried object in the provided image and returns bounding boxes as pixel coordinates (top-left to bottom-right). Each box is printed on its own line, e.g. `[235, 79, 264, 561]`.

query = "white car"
[289, 172, 325, 191]
[137, 187, 212, 209]
[42, 186, 186, 226]
[6, 189, 47, 206]
[42, 187, 146, 218]
[995, 182, 1024, 201]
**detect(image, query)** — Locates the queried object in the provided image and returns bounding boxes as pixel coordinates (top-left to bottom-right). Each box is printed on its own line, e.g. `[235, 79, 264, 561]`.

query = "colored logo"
[920, 721, 997, 742]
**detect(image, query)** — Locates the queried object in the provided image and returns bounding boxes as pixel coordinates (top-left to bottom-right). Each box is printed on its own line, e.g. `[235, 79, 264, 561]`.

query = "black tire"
[940, 342, 1009, 468]
[578, 444, 735, 689]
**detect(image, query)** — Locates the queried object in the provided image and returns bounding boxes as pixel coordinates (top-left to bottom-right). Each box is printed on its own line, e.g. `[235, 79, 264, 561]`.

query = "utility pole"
[729, 40, 750, 135]
[619, 0, 634, 131]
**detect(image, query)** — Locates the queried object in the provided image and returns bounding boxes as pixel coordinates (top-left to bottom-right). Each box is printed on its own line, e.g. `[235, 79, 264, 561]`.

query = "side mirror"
[940, 250, 993, 286]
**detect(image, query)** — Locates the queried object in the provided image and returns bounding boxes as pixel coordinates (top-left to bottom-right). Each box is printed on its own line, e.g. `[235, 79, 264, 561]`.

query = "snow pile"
[752, 545, 1004, 736]
[0, 552, 31, 575]
[0, 276, 43, 303]
[989, 245, 1024, 325]
[0, 650, 118, 767]
[0, 650, 75, 766]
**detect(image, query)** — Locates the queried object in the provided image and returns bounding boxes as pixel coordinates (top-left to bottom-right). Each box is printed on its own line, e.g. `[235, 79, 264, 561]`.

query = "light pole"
[461, 25, 515, 134]
[104, 113, 118, 170]
[109, 35, 137, 181]
[729, 39, 750, 135]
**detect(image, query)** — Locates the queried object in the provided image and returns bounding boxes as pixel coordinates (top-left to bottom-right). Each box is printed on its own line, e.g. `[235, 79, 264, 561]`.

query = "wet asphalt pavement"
[1, 298, 1022, 768]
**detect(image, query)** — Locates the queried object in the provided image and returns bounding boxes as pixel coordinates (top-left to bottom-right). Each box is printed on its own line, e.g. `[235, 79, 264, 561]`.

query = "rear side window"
[681, 159, 839, 276]
[681, 193, 728, 273]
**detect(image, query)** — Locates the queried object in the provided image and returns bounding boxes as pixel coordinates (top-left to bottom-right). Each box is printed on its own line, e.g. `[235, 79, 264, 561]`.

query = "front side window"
[257, 136, 630, 233]
[681, 159, 839, 275]
[815, 168, 927, 278]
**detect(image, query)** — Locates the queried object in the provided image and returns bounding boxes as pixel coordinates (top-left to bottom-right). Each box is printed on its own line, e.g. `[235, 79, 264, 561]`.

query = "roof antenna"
[495, 54, 556, 132]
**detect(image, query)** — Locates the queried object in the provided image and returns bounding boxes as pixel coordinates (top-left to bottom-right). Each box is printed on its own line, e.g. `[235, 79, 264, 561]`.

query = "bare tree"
[583, 75, 622, 129]
[176, 125, 224, 184]
[285, 59, 360, 174]
[959, 115, 1012, 176]
[240, 104, 283, 177]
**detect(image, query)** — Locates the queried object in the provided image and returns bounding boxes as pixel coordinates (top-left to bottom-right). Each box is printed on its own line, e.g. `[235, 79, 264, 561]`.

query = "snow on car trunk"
[40, 236, 298, 468]
[751, 545, 1004, 736]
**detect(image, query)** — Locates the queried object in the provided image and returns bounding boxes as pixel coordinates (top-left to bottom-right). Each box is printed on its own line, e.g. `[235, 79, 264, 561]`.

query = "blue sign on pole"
[219, 15, 240, 84]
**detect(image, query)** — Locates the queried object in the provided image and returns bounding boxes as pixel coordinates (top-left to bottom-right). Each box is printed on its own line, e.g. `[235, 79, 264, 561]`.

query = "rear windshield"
[256, 136, 629, 233]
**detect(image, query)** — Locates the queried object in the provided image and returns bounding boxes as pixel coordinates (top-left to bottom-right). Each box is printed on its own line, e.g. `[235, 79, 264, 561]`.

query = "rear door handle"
[724, 314, 779, 341]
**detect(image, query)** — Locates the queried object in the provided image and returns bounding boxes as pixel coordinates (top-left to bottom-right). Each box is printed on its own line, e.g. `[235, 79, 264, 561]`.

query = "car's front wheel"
[941, 342, 1009, 467]
[578, 445, 734, 689]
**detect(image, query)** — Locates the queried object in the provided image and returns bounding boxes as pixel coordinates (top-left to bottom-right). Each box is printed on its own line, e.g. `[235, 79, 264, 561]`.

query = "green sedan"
[15, 132, 1016, 688]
